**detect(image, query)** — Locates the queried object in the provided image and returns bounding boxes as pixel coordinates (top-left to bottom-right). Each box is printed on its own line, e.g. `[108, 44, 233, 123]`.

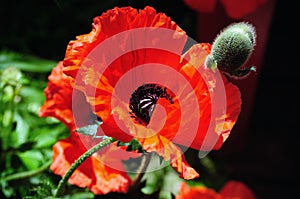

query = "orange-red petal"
[39, 61, 140, 194]
[175, 44, 241, 150]
[38, 61, 74, 129]
[55, 5, 243, 182]
[176, 182, 222, 199]
[63, 6, 185, 79]
[109, 100, 199, 180]
[38, 61, 99, 132]
[176, 181, 257, 199]
[50, 133, 135, 195]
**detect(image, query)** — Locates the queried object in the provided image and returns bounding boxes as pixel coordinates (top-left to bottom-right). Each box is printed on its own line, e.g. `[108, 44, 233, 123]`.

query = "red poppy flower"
[176, 181, 257, 199]
[39, 62, 139, 195]
[61, 6, 242, 180]
[184, 0, 268, 19]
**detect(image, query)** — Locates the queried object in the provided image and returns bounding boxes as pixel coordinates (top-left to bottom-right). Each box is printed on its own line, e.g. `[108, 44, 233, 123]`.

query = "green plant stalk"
[54, 137, 116, 197]
[1, 160, 52, 182]
[131, 153, 151, 188]
[1, 95, 14, 151]
[1, 85, 18, 169]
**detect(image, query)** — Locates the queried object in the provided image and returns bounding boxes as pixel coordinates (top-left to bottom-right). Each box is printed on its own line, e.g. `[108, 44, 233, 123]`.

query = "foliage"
[0, 51, 69, 198]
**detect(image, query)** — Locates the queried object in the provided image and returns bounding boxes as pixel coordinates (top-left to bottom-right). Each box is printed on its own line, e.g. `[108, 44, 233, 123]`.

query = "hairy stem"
[54, 137, 116, 197]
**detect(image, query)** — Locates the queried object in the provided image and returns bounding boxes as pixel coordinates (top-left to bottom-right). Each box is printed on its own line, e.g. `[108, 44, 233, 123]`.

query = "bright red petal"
[63, 6, 185, 79]
[171, 43, 242, 151]
[38, 61, 74, 129]
[54, 5, 243, 183]
[50, 133, 137, 195]
[62, 7, 187, 144]
[176, 182, 223, 199]
[109, 101, 199, 180]
[38, 61, 100, 132]
[140, 134, 199, 180]
[40, 61, 141, 194]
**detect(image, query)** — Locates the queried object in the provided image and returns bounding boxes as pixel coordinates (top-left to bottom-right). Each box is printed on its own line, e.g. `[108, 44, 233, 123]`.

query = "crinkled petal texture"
[184, 0, 268, 19]
[176, 181, 257, 199]
[51, 134, 135, 194]
[39, 62, 139, 195]
[39, 61, 74, 130]
[62, 6, 241, 180]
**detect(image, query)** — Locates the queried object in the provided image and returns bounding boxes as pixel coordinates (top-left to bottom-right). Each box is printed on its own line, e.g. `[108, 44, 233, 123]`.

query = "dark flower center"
[129, 83, 173, 126]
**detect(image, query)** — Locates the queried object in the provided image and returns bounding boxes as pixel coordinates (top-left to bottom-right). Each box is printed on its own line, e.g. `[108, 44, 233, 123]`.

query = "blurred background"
[0, 0, 297, 198]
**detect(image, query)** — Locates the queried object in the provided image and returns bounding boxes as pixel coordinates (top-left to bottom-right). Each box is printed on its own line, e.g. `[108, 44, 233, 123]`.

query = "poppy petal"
[176, 182, 221, 199]
[38, 61, 101, 132]
[38, 61, 74, 129]
[178, 44, 241, 150]
[50, 133, 137, 195]
[110, 102, 199, 180]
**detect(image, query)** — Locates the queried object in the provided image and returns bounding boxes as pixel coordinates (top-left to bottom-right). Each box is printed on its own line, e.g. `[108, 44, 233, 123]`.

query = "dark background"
[0, 0, 297, 198]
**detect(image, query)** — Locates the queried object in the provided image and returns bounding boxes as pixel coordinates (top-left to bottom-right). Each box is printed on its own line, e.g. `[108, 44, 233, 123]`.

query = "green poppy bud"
[205, 22, 256, 77]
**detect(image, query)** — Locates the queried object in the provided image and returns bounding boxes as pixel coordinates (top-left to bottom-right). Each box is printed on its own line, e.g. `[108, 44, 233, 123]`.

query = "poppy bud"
[205, 22, 256, 77]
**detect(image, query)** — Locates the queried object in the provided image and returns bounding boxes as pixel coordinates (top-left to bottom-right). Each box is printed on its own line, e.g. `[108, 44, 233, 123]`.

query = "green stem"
[1, 160, 51, 182]
[129, 153, 151, 192]
[54, 137, 116, 197]
[200, 155, 217, 175]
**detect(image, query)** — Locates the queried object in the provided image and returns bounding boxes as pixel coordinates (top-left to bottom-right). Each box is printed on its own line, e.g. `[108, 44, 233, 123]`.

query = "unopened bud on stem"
[205, 22, 256, 78]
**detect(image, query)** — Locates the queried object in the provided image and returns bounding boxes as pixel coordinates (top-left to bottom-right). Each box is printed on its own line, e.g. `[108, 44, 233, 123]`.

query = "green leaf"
[1, 180, 14, 198]
[62, 192, 95, 199]
[0, 50, 57, 72]
[75, 121, 102, 139]
[33, 124, 67, 148]
[141, 162, 164, 195]
[19, 86, 46, 106]
[12, 113, 30, 146]
[159, 166, 184, 198]
[17, 150, 44, 170]
[117, 139, 145, 153]
[185, 180, 206, 187]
